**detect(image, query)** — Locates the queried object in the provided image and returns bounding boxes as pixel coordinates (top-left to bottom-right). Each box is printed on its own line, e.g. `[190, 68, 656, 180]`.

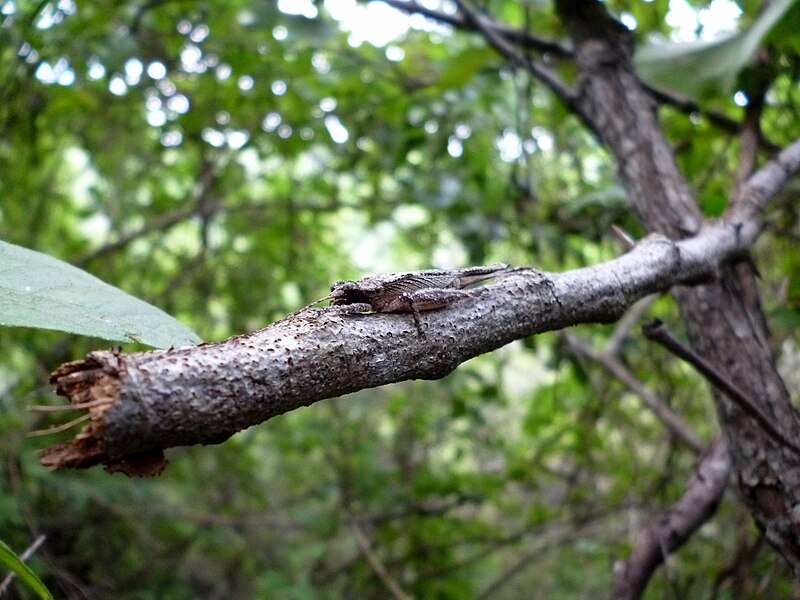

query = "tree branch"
[376, 0, 572, 58]
[729, 136, 800, 222]
[565, 332, 705, 453]
[612, 438, 731, 599]
[451, 0, 578, 110]
[72, 201, 213, 267]
[379, 0, 782, 154]
[604, 294, 654, 356]
[643, 321, 800, 457]
[72, 156, 221, 266]
[350, 521, 412, 600]
[643, 85, 782, 155]
[39, 223, 762, 475]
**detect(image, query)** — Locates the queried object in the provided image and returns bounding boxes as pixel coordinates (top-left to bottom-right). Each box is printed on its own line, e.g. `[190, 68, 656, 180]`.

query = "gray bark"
[43, 211, 792, 477]
[553, 0, 800, 578]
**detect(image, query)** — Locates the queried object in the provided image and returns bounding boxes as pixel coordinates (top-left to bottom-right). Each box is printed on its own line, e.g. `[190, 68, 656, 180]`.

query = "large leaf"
[437, 46, 496, 90]
[0, 538, 53, 600]
[635, 0, 798, 101]
[0, 241, 202, 348]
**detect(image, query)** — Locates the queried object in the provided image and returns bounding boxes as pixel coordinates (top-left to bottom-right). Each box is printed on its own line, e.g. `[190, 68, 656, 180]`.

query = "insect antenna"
[294, 293, 335, 314]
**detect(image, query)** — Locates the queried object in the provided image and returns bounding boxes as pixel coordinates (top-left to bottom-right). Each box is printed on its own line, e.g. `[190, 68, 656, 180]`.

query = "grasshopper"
[302, 263, 513, 335]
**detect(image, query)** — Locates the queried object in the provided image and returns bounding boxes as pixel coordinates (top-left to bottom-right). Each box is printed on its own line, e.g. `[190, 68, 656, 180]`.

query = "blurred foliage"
[635, 0, 799, 102]
[0, 239, 201, 347]
[1, 0, 799, 598]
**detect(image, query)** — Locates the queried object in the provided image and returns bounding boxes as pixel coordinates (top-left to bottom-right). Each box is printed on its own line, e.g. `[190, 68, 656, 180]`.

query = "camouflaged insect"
[303, 263, 512, 336]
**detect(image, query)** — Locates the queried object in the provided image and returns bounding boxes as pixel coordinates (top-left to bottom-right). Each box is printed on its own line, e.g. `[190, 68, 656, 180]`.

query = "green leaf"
[0, 538, 53, 600]
[438, 46, 495, 89]
[634, 0, 799, 101]
[570, 185, 626, 210]
[0, 241, 202, 348]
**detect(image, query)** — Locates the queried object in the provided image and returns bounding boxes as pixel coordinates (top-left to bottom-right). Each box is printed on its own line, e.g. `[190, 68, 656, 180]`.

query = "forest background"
[1, 0, 800, 597]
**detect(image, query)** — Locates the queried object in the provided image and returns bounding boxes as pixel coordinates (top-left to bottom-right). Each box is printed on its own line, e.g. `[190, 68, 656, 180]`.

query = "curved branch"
[376, 0, 572, 58]
[41, 223, 758, 475]
[452, 0, 577, 109]
[643, 85, 781, 155]
[72, 201, 212, 267]
[378, 0, 782, 155]
[612, 439, 731, 599]
[729, 136, 800, 222]
[73, 156, 221, 266]
[643, 321, 800, 456]
[566, 332, 705, 453]
[374, 0, 577, 110]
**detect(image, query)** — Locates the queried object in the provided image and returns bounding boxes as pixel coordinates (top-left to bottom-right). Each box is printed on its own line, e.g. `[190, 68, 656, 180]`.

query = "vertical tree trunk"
[555, 0, 800, 572]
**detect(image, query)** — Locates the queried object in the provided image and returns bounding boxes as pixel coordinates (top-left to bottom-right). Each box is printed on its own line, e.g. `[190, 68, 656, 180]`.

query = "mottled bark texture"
[554, 0, 800, 577]
[44, 226, 753, 476]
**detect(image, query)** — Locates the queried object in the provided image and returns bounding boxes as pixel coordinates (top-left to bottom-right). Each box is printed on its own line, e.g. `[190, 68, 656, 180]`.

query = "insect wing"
[455, 263, 509, 287]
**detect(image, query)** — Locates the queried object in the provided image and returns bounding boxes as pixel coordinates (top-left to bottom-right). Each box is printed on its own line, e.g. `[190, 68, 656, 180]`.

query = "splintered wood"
[40, 351, 167, 477]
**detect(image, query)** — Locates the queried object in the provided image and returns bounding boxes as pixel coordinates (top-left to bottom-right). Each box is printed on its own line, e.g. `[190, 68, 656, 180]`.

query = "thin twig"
[380, 0, 777, 151]
[377, 0, 572, 57]
[566, 332, 705, 453]
[73, 155, 220, 266]
[452, 0, 577, 109]
[72, 200, 215, 266]
[417, 506, 628, 580]
[610, 224, 636, 251]
[0, 534, 47, 596]
[350, 522, 412, 600]
[643, 320, 800, 456]
[28, 413, 90, 437]
[29, 399, 108, 412]
[643, 84, 781, 155]
[605, 295, 656, 356]
[476, 516, 630, 599]
[730, 136, 800, 219]
[380, 0, 463, 27]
